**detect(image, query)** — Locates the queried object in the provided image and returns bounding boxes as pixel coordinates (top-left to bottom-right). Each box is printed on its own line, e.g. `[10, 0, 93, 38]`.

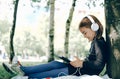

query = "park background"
[0, 0, 120, 79]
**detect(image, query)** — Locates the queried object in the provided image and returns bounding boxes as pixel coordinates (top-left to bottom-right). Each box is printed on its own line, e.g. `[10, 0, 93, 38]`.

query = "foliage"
[0, 20, 11, 34]
[85, 0, 104, 8]
[31, 0, 41, 2]
[0, 20, 11, 55]
[14, 31, 45, 57]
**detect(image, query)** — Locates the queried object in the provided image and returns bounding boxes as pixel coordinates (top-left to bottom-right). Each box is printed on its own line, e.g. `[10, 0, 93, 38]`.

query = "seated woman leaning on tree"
[3, 15, 109, 79]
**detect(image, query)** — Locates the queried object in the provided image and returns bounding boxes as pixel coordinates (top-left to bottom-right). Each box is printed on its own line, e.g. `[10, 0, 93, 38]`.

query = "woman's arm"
[83, 40, 106, 70]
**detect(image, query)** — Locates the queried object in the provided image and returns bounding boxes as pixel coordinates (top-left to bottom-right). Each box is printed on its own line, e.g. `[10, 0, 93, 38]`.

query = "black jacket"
[68, 37, 108, 76]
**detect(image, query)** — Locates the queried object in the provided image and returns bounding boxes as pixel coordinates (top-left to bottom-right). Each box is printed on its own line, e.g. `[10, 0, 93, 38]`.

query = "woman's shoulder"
[94, 37, 106, 46]
[96, 37, 105, 43]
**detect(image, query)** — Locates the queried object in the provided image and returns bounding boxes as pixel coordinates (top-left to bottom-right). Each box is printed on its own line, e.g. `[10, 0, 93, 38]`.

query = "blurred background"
[0, 0, 105, 62]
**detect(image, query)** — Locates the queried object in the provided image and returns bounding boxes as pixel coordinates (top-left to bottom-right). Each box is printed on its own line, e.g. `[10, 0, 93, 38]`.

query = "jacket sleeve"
[83, 40, 105, 70]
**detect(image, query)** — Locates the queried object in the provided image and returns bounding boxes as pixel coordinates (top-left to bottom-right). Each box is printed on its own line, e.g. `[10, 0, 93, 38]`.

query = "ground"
[0, 62, 44, 79]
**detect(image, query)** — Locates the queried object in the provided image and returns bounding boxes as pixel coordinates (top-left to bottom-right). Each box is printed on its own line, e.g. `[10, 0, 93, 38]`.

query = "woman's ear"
[86, 15, 99, 31]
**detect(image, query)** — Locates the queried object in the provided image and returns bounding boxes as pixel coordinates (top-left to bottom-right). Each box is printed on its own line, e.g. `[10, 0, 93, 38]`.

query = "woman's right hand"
[70, 56, 83, 68]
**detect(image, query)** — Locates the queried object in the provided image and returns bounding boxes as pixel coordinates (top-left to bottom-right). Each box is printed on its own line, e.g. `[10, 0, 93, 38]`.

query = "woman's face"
[80, 27, 96, 42]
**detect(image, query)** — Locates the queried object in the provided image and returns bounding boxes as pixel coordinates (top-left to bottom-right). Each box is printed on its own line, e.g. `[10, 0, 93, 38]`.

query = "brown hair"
[79, 15, 103, 39]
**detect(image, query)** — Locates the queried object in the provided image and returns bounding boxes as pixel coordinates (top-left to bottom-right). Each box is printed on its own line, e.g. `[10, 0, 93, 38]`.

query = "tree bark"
[48, 0, 55, 62]
[64, 0, 77, 58]
[105, 0, 120, 78]
[9, 0, 19, 63]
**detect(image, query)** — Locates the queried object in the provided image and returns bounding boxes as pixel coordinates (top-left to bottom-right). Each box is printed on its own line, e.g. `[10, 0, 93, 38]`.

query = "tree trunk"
[64, 0, 77, 58]
[105, 0, 120, 78]
[48, 0, 55, 62]
[9, 0, 19, 63]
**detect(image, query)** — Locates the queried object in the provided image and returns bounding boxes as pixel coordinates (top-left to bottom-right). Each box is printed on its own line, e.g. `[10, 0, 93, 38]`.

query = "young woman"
[3, 15, 108, 79]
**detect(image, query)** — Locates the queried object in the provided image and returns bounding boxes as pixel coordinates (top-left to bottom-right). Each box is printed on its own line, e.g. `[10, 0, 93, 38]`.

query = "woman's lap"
[20, 61, 68, 74]
[27, 67, 69, 79]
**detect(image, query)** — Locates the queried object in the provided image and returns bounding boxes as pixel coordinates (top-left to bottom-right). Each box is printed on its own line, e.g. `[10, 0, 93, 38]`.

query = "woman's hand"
[70, 56, 83, 68]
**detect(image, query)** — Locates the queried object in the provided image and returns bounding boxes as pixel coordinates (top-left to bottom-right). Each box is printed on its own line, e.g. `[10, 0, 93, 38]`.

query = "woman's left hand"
[70, 56, 83, 68]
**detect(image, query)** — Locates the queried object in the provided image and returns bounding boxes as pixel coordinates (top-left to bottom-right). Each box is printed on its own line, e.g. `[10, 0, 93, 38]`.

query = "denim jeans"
[20, 61, 69, 79]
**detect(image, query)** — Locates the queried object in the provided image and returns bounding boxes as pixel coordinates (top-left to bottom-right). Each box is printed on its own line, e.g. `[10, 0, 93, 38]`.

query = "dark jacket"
[68, 37, 108, 76]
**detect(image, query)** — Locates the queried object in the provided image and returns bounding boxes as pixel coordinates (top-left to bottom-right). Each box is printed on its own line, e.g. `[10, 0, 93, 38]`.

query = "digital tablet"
[54, 54, 71, 63]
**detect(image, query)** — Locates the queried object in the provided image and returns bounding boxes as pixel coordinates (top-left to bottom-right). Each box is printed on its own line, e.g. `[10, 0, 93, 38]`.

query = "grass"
[0, 62, 45, 79]
[0, 63, 12, 79]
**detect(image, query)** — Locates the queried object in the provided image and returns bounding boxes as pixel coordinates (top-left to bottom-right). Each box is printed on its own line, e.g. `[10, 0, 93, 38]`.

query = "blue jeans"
[20, 61, 69, 79]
